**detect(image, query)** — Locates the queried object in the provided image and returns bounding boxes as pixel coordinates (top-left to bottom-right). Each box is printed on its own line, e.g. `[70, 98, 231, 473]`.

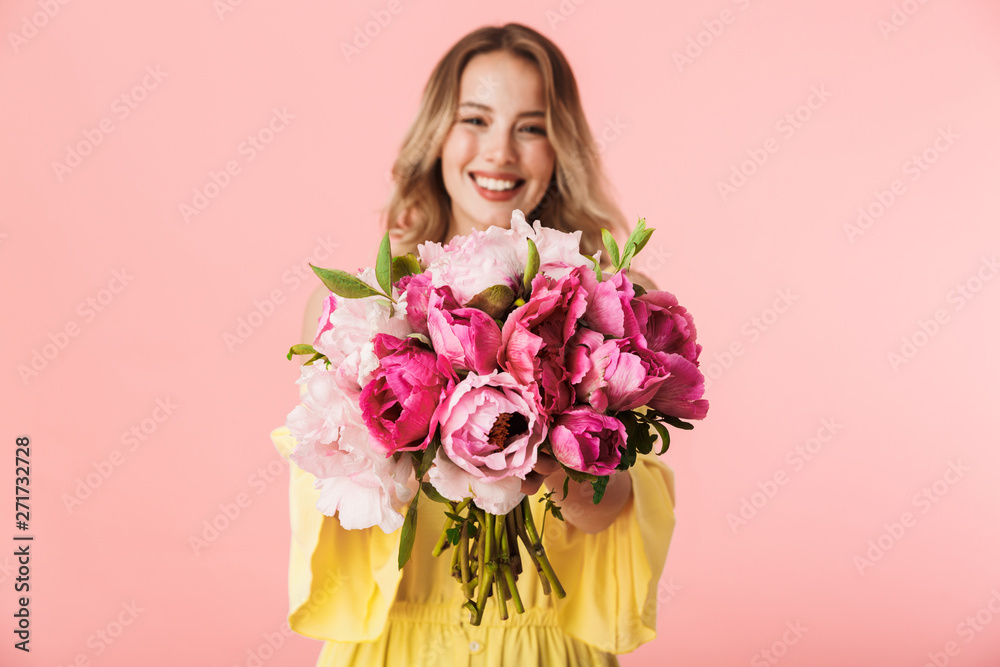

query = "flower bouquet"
[282, 210, 708, 625]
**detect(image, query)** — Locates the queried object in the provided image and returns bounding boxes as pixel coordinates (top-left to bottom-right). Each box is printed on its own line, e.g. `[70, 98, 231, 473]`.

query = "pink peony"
[509, 209, 597, 280]
[499, 267, 589, 413]
[427, 290, 502, 375]
[427, 372, 548, 514]
[286, 361, 415, 533]
[630, 290, 702, 364]
[360, 334, 452, 455]
[566, 329, 670, 413]
[579, 269, 634, 339]
[646, 353, 709, 420]
[549, 407, 625, 476]
[422, 225, 524, 305]
[398, 273, 461, 337]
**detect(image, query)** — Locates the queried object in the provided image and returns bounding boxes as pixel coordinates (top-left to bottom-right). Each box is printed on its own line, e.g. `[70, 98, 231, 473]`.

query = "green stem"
[460, 520, 472, 599]
[520, 496, 566, 598]
[501, 563, 524, 614]
[506, 512, 522, 576]
[513, 504, 550, 596]
[431, 498, 470, 557]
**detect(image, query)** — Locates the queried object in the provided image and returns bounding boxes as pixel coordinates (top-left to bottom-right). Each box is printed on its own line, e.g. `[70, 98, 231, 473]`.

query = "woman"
[271, 22, 678, 666]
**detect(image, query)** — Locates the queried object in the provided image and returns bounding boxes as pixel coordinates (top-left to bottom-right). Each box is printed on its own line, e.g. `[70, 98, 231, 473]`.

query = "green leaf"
[650, 420, 671, 455]
[624, 411, 655, 456]
[286, 343, 316, 360]
[465, 284, 517, 319]
[602, 229, 620, 269]
[620, 244, 636, 273]
[375, 231, 393, 296]
[626, 218, 647, 248]
[398, 494, 418, 569]
[561, 475, 570, 502]
[311, 265, 382, 299]
[591, 476, 610, 504]
[303, 352, 327, 366]
[633, 228, 655, 254]
[563, 467, 598, 484]
[446, 526, 461, 545]
[586, 254, 603, 282]
[420, 481, 449, 504]
[416, 435, 439, 480]
[444, 512, 466, 523]
[658, 414, 695, 430]
[391, 253, 422, 283]
[523, 238, 540, 294]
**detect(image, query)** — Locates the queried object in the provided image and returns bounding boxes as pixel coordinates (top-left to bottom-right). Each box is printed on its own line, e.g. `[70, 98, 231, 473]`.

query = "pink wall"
[3, 0, 999, 665]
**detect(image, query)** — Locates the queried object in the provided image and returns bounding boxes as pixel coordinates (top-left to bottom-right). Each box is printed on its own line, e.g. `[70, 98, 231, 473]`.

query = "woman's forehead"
[459, 52, 546, 110]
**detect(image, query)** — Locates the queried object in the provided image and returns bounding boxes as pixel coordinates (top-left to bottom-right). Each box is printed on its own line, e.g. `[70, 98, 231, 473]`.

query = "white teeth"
[474, 175, 518, 191]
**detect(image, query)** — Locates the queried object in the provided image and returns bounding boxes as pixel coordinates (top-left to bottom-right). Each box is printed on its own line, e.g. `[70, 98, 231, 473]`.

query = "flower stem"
[519, 496, 566, 598]
[506, 512, 522, 576]
[432, 498, 471, 557]
[460, 520, 472, 599]
[499, 518, 524, 614]
[513, 504, 550, 596]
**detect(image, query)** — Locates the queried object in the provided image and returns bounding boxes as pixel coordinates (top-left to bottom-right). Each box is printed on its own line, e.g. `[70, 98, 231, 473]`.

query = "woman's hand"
[530, 456, 634, 535]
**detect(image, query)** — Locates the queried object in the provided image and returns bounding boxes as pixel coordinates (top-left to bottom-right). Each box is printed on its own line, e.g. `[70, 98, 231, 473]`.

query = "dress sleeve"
[544, 452, 677, 654]
[270, 424, 404, 642]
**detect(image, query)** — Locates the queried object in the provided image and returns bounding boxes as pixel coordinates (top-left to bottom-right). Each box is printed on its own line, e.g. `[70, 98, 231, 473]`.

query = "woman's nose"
[483, 129, 516, 164]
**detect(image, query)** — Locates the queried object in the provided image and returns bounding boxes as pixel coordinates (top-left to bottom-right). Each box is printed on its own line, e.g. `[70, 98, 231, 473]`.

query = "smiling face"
[440, 50, 556, 240]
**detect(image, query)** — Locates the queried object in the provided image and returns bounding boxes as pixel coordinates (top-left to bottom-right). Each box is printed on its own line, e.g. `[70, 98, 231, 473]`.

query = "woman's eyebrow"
[458, 101, 545, 118]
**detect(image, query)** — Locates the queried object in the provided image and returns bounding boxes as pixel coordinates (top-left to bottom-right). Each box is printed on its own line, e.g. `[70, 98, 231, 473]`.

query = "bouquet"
[282, 210, 709, 625]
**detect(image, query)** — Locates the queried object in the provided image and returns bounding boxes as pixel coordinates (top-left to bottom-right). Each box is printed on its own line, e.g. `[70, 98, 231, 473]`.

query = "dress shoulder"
[270, 425, 404, 642]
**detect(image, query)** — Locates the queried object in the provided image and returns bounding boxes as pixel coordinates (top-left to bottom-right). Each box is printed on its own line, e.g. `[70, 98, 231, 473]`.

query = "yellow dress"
[270, 418, 677, 667]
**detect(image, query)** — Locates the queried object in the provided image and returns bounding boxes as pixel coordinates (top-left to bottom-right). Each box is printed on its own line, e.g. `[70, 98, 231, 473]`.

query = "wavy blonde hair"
[383, 22, 631, 258]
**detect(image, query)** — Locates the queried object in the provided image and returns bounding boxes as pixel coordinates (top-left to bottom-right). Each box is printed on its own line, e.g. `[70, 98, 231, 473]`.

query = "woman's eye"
[461, 117, 485, 126]
[522, 125, 547, 136]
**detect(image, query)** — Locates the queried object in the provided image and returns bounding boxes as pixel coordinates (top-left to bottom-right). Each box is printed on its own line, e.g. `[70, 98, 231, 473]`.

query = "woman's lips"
[469, 172, 525, 201]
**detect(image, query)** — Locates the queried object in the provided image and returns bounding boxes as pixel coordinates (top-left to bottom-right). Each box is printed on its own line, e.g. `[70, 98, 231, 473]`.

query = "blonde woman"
[272, 22, 678, 666]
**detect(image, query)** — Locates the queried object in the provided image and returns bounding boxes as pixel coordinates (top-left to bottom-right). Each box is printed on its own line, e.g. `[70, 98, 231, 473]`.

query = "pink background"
[3, 0, 1000, 665]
